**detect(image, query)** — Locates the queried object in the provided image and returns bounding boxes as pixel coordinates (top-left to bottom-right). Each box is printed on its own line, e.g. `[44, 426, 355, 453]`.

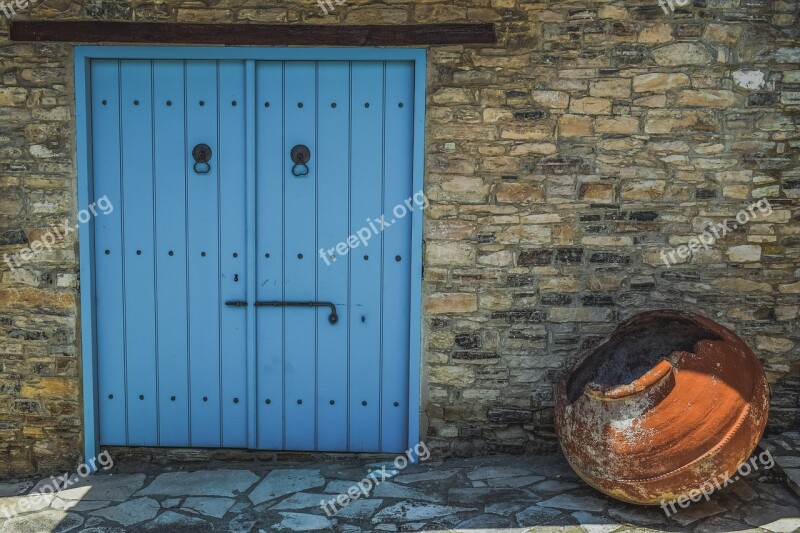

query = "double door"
[90, 58, 416, 453]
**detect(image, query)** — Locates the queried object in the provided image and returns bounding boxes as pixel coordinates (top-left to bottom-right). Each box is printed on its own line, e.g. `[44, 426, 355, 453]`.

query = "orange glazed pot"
[554, 310, 770, 505]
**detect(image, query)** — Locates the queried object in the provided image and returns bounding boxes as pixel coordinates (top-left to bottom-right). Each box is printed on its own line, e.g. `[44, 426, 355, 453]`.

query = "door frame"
[75, 46, 426, 464]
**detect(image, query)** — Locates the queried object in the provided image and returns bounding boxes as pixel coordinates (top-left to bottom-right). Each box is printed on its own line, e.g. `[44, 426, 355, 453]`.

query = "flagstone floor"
[763, 430, 800, 503]
[0, 450, 798, 532]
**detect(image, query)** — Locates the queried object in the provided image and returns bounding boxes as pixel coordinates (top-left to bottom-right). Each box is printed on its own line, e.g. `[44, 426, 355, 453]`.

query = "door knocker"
[192, 144, 212, 174]
[291, 145, 311, 177]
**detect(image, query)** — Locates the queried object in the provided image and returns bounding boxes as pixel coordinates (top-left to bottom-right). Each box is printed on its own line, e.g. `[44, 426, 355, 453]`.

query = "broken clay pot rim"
[584, 358, 675, 401]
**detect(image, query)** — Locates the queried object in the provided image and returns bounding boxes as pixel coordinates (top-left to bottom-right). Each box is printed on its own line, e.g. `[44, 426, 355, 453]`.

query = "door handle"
[256, 301, 338, 325]
[192, 143, 212, 174]
[225, 300, 339, 325]
[290, 144, 311, 177]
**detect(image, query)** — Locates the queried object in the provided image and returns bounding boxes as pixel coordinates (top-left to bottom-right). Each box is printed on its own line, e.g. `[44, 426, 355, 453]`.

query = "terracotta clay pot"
[554, 310, 770, 505]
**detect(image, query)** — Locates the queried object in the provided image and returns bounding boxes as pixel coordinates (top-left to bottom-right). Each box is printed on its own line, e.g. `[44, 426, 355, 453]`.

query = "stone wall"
[0, 0, 798, 475]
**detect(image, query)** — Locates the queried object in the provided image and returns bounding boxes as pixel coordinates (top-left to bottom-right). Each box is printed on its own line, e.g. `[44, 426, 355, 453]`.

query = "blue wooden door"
[90, 58, 415, 453]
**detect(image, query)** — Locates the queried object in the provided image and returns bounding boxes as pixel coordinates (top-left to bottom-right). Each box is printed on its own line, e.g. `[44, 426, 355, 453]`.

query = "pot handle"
[585, 359, 675, 402]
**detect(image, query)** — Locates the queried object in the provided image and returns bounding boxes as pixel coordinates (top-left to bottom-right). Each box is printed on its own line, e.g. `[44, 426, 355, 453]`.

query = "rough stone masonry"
[0, 0, 798, 476]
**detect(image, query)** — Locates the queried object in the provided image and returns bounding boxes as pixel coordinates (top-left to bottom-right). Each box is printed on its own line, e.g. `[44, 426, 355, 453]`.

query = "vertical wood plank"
[186, 60, 221, 447]
[315, 61, 350, 451]
[348, 61, 384, 452]
[245, 60, 258, 450]
[282, 61, 318, 451]
[120, 60, 158, 446]
[407, 51, 427, 457]
[153, 60, 190, 446]
[381, 62, 415, 453]
[91, 59, 127, 445]
[255, 61, 285, 450]
[77, 52, 101, 465]
[219, 60, 249, 448]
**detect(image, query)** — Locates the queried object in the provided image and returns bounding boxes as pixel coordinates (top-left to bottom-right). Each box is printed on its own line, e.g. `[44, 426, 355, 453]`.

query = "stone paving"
[763, 431, 800, 500]
[0, 451, 798, 532]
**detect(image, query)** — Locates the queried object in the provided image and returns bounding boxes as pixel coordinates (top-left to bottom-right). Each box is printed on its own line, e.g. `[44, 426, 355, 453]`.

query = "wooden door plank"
[153, 60, 190, 447]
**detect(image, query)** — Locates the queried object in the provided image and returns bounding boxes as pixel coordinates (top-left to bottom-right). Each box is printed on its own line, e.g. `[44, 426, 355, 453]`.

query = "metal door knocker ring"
[291, 145, 311, 177]
[192, 144, 212, 174]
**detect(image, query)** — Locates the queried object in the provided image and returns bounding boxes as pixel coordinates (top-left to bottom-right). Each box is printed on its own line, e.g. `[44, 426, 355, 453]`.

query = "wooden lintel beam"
[10, 21, 497, 46]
